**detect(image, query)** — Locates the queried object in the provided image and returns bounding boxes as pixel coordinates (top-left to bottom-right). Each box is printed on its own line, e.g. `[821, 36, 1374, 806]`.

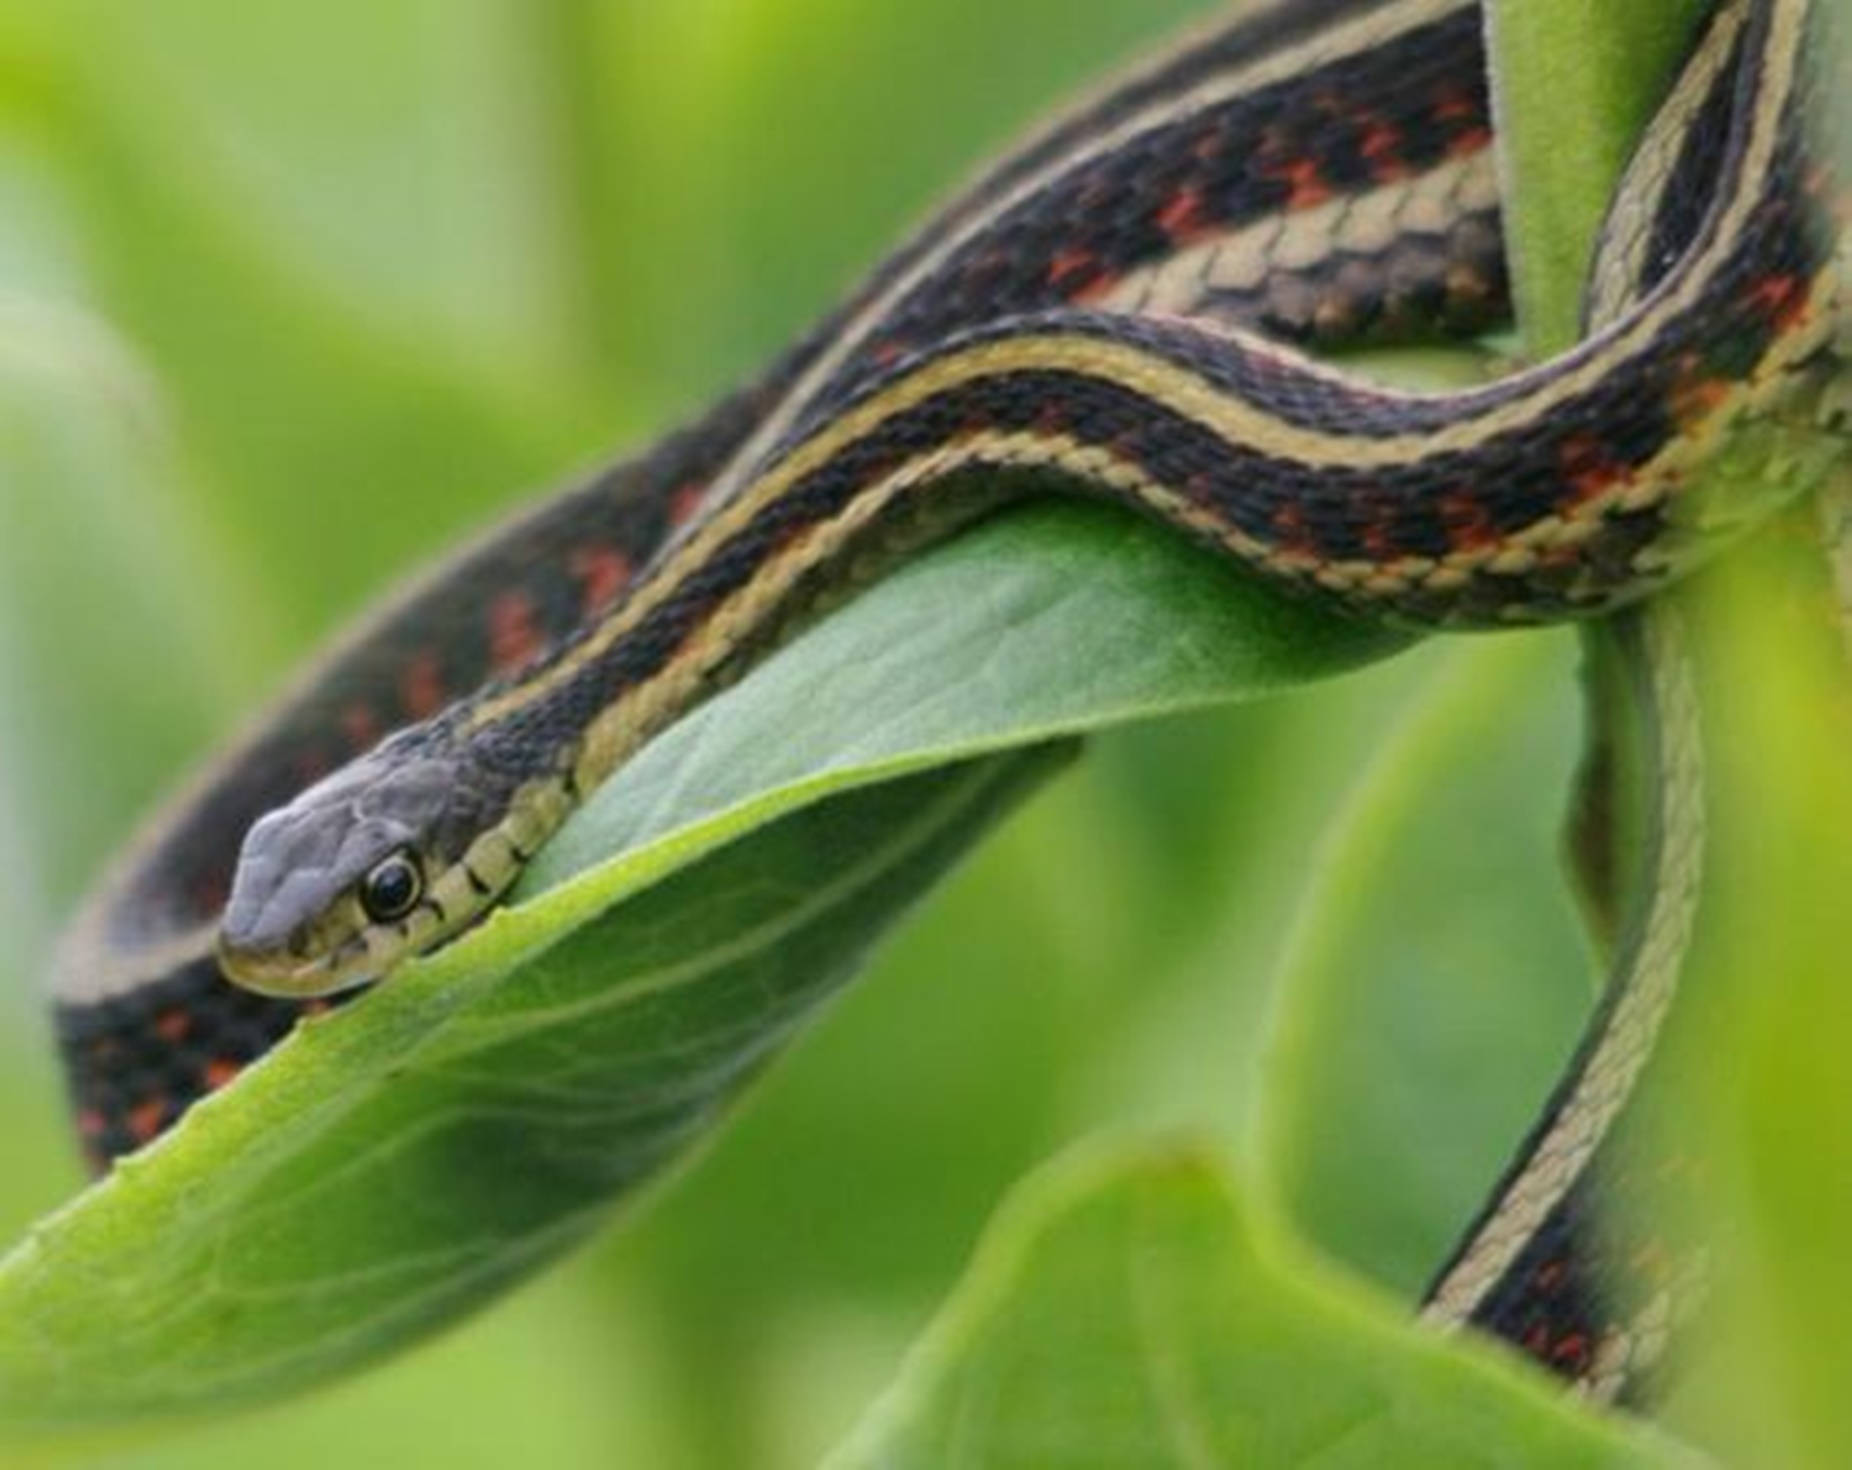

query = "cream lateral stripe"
[54, 0, 1476, 1006]
[567, 427, 1215, 787]
[1585, 0, 1758, 324]
[695, 0, 1481, 521]
[1421, 610, 1705, 1328]
[68, 925, 217, 1001]
[463, 328, 1388, 728]
[554, 266, 1831, 777]
[1393, 0, 1766, 459]
[469, 266, 1825, 739]
[50, 447, 678, 1003]
[465, 0, 1795, 731]
[1421, 0, 1793, 1328]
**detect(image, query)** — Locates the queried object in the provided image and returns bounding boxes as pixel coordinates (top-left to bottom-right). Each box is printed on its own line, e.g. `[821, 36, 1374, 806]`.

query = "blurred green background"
[0, 1, 1624, 1464]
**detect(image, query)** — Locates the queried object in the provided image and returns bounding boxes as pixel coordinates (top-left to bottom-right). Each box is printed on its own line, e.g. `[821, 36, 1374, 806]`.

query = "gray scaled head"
[217, 730, 512, 997]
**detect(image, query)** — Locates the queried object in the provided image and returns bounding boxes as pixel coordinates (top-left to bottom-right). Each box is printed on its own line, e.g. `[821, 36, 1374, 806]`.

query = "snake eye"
[359, 850, 424, 924]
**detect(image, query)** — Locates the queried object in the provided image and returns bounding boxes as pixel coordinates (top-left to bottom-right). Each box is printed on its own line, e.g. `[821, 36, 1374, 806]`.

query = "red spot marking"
[1439, 490, 1499, 552]
[1358, 116, 1408, 176]
[1433, 86, 1492, 158]
[489, 589, 543, 673]
[1359, 507, 1399, 561]
[154, 1009, 191, 1044]
[340, 702, 381, 751]
[1669, 369, 1732, 429]
[956, 407, 1000, 441]
[204, 1057, 244, 1090]
[1522, 1323, 1551, 1355]
[669, 480, 708, 527]
[1273, 157, 1335, 210]
[1269, 503, 1320, 557]
[1033, 402, 1070, 437]
[77, 1108, 106, 1139]
[568, 544, 631, 618]
[1156, 186, 1214, 245]
[1075, 274, 1123, 306]
[1550, 1332, 1591, 1368]
[1532, 1259, 1566, 1292]
[399, 651, 445, 720]
[1446, 124, 1493, 159]
[1433, 85, 1480, 124]
[1047, 247, 1117, 301]
[1745, 272, 1807, 331]
[1556, 434, 1629, 509]
[128, 1098, 168, 1144]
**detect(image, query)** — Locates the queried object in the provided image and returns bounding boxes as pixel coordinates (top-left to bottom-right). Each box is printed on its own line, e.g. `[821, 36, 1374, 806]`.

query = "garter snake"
[50, 0, 1847, 1404]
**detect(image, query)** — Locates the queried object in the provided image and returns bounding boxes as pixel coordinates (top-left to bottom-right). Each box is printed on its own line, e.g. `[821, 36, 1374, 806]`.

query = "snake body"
[51, 0, 1845, 1402]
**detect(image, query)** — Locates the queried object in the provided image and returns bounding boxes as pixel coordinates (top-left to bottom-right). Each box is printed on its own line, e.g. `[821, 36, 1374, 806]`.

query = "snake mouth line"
[216, 928, 386, 1000]
[217, 792, 554, 1000]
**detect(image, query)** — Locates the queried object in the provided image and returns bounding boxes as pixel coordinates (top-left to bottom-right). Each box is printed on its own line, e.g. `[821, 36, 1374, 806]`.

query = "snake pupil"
[360, 852, 423, 923]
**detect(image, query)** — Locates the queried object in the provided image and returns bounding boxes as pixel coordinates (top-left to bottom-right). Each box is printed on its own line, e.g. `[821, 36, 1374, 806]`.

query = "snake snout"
[217, 740, 486, 995]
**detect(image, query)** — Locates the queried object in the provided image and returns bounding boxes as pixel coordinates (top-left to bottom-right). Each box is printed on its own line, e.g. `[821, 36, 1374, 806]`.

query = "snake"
[48, 0, 1846, 1407]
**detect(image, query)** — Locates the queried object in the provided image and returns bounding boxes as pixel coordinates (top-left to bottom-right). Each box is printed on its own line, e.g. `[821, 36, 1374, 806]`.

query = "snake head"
[216, 728, 558, 998]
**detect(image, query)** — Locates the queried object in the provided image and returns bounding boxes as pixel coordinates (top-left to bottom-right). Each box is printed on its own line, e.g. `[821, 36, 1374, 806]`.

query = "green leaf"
[0, 503, 1402, 1438]
[828, 1145, 1674, 1469]
[1260, 632, 1595, 1297]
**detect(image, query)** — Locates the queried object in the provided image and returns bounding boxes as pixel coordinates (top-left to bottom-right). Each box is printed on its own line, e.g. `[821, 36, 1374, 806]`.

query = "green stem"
[1487, 0, 1710, 350]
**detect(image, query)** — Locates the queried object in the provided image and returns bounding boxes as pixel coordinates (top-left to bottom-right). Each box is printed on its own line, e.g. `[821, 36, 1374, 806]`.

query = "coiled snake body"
[51, 0, 1847, 1404]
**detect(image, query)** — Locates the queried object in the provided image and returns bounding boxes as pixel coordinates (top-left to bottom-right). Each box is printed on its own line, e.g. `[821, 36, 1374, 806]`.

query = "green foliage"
[0, 0, 1840, 1466]
[831, 1146, 1667, 1468]
[1496, 2, 1852, 1464]
[1657, 532, 1852, 1468]
[0, 503, 1395, 1433]
[1262, 634, 1593, 1298]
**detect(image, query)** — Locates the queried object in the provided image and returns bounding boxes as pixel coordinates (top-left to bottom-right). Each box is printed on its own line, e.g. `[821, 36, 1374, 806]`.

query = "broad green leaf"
[828, 1145, 1673, 1469]
[1260, 632, 1594, 1296]
[533, 496, 1402, 890]
[1, 752, 1063, 1436]
[0, 502, 1403, 1438]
